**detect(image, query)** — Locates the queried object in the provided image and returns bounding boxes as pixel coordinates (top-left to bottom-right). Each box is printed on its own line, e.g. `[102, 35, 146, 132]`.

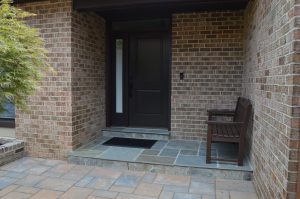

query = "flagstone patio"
[0, 157, 258, 199]
[68, 137, 253, 180]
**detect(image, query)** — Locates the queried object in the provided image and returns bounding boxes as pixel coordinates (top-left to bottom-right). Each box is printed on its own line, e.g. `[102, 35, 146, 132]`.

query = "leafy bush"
[0, 0, 50, 112]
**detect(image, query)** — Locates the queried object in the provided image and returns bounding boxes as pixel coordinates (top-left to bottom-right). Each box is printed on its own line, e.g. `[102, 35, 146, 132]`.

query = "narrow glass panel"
[116, 39, 123, 113]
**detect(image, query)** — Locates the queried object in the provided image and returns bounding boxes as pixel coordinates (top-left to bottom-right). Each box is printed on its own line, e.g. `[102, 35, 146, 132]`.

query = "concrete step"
[102, 127, 170, 140]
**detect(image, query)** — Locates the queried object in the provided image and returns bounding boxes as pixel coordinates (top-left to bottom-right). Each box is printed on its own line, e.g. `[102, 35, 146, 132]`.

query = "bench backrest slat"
[233, 97, 252, 135]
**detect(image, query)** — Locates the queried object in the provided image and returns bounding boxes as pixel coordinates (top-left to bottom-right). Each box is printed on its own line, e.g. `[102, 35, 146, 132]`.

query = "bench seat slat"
[211, 124, 240, 139]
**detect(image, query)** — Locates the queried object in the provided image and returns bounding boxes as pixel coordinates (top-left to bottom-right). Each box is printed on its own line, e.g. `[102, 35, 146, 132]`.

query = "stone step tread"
[68, 155, 253, 180]
[102, 127, 170, 136]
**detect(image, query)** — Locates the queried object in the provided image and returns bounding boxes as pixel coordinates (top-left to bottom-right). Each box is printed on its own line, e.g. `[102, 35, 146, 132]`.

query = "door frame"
[297, 142, 300, 198]
[105, 18, 172, 130]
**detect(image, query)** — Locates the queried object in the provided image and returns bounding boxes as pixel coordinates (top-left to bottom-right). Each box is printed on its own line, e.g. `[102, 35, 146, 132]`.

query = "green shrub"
[0, 0, 50, 112]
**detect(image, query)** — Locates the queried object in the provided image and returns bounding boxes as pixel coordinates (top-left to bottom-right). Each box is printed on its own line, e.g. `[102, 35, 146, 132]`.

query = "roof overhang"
[74, 0, 249, 11]
[14, 0, 250, 20]
[75, 0, 250, 20]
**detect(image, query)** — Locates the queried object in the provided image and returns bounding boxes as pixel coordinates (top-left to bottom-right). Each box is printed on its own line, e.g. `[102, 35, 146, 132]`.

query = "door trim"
[297, 141, 300, 198]
[105, 20, 112, 127]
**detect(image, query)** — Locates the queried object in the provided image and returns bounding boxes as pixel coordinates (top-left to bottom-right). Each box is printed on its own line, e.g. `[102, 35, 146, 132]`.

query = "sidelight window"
[115, 39, 123, 113]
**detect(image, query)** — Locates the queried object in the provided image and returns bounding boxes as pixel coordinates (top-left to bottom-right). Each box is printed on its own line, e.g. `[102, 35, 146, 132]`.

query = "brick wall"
[71, 12, 106, 148]
[15, 0, 106, 159]
[171, 11, 244, 140]
[243, 0, 300, 198]
[287, 2, 300, 196]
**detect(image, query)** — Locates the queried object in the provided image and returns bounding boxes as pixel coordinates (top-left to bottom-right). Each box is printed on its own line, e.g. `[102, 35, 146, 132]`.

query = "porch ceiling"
[73, 0, 250, 20]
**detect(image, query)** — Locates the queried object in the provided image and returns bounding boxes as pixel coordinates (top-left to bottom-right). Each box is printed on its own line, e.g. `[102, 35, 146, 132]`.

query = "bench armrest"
[206, 121, 243, 126]
[207, 109, 235, 117]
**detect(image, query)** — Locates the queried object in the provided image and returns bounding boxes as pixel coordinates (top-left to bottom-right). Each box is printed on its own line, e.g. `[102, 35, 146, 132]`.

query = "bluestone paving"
[191, 176, 215, 184]
[26, 165, 50, 175]
[2, 171, 27, 179]
[154, 174, 190, 187]
[92, 144, 110, 151]
[100, 147, 142, 161]
[0, 177, 16, 189]
[30, 189, 63, 199]
[163, 185, 189, 193]
[88, 167, 122, 179]
[189, 181, 215, 195]
[136, 155, 176, 165]
[40, 159, 64, 167]
[173, 193, 202, 199]
[167, 140, 200, 150]
[76, 176, 95, 187]
[142, 149, 161, 155]
[0, 185, 19, 197]
[199, 148, 217, 156]
[15, 186, 39, 194]
[61, 166, 92, 181]
[142, 172, 157, 183]
[0, 170, 5, 177]
[85, 177, 115, 189]
[134, 182, 163, 197]
[60, 187, 93, 199]
[216, 179, 255, 192]
[230, 191, 258, 199]
[71, 149, 104, 158]
[116, 192, 156, 199]
[110, 185, 135, 193]
[69, 137, 253, 175]
[91, 189, 119, 198]
[159, 191, 174, 199]
[159, 148, 179, 157]
[176, 155, 216, 168]
[180, 150, 198, 155]
[114, 175, 141, 187]
[0, 157, 258, 199]
[35, 177, 76, 191]
[1, 191, 31, 199]
[14, 175, 45, 187]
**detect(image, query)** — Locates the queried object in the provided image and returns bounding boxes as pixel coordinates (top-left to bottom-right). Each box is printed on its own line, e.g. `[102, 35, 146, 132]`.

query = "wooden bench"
[206, 97, 252, 166]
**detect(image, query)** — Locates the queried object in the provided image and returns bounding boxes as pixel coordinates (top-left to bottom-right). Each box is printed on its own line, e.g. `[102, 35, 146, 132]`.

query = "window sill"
[0, 119, 15, 128]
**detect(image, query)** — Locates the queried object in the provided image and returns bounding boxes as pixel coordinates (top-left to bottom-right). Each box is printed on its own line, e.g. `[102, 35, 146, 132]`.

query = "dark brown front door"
[110, 19, 170, 129]
[128, 33, 169, 128]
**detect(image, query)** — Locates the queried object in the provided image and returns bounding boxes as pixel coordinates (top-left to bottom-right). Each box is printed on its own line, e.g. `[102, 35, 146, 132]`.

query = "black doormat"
[103, 137, 157, 149]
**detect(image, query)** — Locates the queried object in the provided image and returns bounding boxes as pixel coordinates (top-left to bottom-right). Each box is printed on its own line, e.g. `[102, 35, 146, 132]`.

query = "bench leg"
[238, 142, 244, 166]
[206, 126, 212, 164]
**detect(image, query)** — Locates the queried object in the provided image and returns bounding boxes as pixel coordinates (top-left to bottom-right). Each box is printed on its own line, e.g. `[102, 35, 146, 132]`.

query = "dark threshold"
[103, 137, 157, 149]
